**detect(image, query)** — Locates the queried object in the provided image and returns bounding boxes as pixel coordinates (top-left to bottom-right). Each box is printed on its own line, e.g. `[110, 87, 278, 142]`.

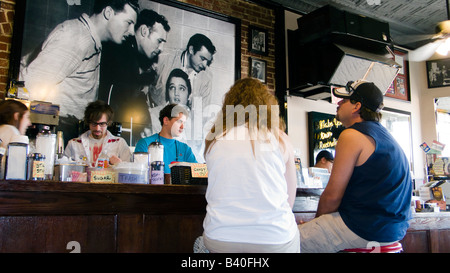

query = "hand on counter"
[109, 155, 122, 165]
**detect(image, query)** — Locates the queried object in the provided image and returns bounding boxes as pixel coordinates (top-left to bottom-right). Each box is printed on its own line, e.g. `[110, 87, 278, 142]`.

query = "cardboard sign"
[191, 163, 208, 178]
[32, 161, 45, 179]
[90, 170, 114, 183]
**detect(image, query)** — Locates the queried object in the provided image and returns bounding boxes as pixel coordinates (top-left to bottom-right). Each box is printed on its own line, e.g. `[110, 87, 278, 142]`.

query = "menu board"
[307, 111, 344, 166]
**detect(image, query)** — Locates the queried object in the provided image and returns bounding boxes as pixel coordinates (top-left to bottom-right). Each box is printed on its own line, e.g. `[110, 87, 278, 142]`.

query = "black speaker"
[296, 5, 391, 49]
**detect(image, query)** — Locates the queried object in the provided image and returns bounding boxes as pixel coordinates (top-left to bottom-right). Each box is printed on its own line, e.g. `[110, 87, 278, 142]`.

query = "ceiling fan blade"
[437, 20, 450, 33]
[407, 39, 445, 62]
[394, 34, 440, 46]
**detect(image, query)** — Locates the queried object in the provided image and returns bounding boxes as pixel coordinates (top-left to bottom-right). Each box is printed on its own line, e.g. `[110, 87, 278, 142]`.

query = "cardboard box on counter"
[30, 101, 60, 115]
[29, 101, 60, 125]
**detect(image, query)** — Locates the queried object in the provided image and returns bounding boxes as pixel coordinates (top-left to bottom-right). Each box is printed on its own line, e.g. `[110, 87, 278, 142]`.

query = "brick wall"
[0, 0, 15, 99]
[0, 0, 276, 99]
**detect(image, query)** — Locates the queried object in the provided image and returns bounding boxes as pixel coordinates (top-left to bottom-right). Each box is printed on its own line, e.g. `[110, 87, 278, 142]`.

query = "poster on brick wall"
[13, 0, 240, 163]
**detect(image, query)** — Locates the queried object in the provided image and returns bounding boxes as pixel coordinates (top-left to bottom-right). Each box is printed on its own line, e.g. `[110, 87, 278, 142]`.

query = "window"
[435, 97, 450, 157]
[380, 108, 413, 171]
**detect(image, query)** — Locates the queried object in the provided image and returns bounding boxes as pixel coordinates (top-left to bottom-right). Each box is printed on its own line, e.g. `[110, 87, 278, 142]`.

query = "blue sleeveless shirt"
[338, 121, 412, 242]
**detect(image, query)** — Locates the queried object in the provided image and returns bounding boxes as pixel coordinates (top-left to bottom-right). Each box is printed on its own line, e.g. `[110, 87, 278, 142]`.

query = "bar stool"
[339, 242, 403, 253]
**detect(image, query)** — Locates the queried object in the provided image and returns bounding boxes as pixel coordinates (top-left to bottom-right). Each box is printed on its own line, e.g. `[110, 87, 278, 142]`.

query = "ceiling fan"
[407, 0, 450, 61]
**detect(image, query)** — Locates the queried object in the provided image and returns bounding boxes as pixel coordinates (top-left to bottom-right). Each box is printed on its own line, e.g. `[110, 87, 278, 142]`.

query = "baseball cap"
[332, 80, 384, 112]
[315, 150, 334, 164]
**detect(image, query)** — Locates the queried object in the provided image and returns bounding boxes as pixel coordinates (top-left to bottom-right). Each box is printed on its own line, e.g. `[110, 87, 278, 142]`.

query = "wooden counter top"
[0, 180, 207, 215]
[0, 180, 448, 252]
[0, 179, 207, 195]
[0, 180, 207, 252]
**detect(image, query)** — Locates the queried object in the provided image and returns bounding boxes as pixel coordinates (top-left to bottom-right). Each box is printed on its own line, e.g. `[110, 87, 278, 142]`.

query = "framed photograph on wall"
[426, 58, 450, 88]
[249, 57, 266, 83]
[10, 0, 241, 161]
[385, 49, 410, 101]
[248, 25, 268, 56]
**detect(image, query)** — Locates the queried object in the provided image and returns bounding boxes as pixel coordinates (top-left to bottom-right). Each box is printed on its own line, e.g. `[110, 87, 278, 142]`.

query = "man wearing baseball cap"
[298, 80, 412, 252]
[314, 150, 334, 173]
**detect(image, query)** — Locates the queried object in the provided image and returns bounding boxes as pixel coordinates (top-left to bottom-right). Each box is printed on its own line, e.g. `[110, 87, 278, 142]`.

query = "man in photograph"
[20, 0, 140, 144]
[146, 33, 217, 154]
[251, 30, 265, 52]
[150, 33, 217, 111]
[251, 60, 263, 80]
[98, 9, 171, 146]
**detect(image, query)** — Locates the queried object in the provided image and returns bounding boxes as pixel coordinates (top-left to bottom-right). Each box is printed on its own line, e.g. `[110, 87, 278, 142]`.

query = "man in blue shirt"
[135, 103, 197, 173]
[298, 80, 412, 252]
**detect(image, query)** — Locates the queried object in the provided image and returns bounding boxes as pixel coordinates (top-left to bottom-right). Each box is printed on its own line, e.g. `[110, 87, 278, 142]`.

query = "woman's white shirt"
[203, 125, 298, 244]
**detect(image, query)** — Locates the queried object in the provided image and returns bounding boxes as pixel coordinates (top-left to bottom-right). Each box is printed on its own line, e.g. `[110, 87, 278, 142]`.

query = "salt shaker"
[150, 161, 165, 184]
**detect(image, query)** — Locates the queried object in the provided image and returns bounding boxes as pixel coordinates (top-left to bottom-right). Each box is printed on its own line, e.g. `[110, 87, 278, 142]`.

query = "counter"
[0, 180, 206, 253]
[0, 182, 448, 252]
[293, 188, 450, 253]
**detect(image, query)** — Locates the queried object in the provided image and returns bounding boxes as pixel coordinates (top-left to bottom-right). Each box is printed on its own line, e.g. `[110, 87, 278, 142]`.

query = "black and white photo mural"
[13, 0, 240, 162]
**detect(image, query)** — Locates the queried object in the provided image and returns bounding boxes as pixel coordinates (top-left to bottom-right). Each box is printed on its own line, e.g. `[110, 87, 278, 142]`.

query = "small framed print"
[249, 25, 268, 56]
[250, 57, 266, 83]
[426, 58, 450, 88]
[386, 49, 410, 101]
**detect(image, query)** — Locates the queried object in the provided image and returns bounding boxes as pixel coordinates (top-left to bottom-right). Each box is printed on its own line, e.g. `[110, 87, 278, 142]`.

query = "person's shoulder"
[108, 136, 129, 144]
[157, 48, 180, 63]
[339, 127, 364, 139]
[55, 16, 88, 37]
[175, 140, 195, 151]
[65, 137, 81, 149]
[137, 134, 158, 144]
[199, 68, 213, 79]
[338, 126, 373, 152]
[0, 124, 16, 133]
[68, 137, 82, 143]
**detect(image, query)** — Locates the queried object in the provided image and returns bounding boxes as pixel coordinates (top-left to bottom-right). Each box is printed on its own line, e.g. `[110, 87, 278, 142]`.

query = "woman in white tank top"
[202, 78, 300, 253]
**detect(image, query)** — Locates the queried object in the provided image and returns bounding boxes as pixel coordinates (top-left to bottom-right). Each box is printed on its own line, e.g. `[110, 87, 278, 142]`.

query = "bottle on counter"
[148, 141, 164, 165]
[56, 131, 64, 159]
[148, 141, 164, 184]
[96, 150, 109, 168]
[27, 153, 46, 181]
[35, 125, 56, 180]
[150, 161, 165, 184]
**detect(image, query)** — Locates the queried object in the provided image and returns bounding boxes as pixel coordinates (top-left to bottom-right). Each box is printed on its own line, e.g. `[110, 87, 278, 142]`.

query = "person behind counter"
[201, 78, 299, 253]
[314, 150, 334, 173]
[298, 80, 412, 253]
[134, 103, 197, 173]
[64, 100, 132, 166]
[0, 100, 31, 148]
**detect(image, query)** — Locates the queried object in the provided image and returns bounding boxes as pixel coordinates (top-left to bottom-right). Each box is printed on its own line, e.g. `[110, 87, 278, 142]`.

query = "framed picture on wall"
[248, 25, 268, 56]
[249, 57, 266, 83]
[10, 0, 241, 161]
[385, 49, 410, 101]
[426, 58, 450, 88]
